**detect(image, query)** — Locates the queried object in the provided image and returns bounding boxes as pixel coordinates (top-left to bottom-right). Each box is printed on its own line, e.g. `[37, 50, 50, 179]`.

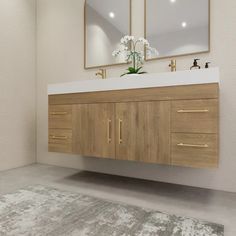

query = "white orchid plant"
[112, 35, 157, 77]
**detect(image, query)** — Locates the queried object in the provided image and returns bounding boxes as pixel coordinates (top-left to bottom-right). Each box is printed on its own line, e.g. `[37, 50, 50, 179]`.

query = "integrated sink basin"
[48, 68, 219, 95]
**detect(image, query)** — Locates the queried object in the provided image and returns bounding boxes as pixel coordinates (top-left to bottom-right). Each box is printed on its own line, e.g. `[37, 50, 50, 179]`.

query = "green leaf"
[121, 67, 147, 77]
[135, 67, 142, 73]
[138, 71, 147, 74]
[120, 72, 128, 77]
[128, 67, 136, 73]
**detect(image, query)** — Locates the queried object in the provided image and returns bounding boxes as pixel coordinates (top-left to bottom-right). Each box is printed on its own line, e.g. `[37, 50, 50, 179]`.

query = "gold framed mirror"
[145, 0, 210, 61]
[84, 0, 132, 69]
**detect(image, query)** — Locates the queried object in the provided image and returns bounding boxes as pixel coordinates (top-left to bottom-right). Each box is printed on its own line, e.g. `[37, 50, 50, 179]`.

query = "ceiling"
[86, 0, 130, 34]
[147, 0, 209, 36]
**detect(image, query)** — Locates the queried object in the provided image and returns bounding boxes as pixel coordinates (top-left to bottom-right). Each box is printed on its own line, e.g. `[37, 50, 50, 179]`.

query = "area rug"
[0, 185, 224, 236]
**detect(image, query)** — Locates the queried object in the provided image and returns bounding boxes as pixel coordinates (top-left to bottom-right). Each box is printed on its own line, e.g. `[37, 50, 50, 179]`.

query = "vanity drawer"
[171, 99, 218, 134]
[49, 129, 72, 153]
[49, 105, 72, 129]
[171, 133, 218, 168]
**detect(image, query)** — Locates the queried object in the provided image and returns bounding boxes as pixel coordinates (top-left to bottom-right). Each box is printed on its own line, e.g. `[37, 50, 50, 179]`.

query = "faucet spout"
[169, 59, 177, 72]
[95, 69, 107, 79]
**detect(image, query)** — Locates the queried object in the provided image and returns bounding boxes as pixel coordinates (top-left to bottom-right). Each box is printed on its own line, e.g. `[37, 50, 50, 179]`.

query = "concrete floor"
[0, 164, 235, 235]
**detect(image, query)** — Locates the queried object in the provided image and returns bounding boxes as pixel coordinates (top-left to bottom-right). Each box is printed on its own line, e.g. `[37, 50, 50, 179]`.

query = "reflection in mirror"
[145, 0, 210, 60]
[85, 0, 131, 69]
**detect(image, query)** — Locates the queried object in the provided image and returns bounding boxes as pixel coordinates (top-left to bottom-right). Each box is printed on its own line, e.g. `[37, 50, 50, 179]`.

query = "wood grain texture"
[49, 83, 219, 105]
[115, 101, 170, 164]
[171, 99, 218, 134]
[171, 133, 218, 168]
[49, 129, 72, 153]
[48, 84, 219, 168]
[49, 105, 72, 129]
[159, 101, 171, 164]
[73, 103, 115, 159]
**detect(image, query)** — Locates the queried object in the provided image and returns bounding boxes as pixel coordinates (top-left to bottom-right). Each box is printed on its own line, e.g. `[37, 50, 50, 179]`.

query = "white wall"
[0, 0, 36, 171]
[37, 0, 236, 193]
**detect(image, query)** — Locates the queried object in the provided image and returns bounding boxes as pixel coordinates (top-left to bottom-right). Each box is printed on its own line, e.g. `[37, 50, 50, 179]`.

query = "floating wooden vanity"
[48, 69, 220, 169]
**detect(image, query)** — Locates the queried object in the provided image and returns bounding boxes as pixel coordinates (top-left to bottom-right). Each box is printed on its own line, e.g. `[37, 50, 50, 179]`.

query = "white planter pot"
[123, 74, 143, 78]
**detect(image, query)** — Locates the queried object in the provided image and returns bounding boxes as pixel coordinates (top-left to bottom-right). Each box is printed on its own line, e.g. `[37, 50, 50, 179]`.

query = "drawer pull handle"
[119, 119, 123, 144]
[177, 143, 209, 148]
[107, 119, 112, 144]
[177, 109, 209, 113]
[50, 136, 68, 140]
[50, 112, 68, 115]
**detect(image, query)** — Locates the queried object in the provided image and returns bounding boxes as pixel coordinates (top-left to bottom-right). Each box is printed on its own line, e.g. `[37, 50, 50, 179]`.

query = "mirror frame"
[84, 0, 132, 69]
[144, 0, 211, 61]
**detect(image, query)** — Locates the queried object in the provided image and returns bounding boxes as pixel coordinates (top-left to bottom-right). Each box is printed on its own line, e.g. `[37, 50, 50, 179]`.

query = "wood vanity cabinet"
[48, 83, 219, 169]
[48, 105, 73, 153]
[73, 103, 116, 159]
[115, 102, 170, 164]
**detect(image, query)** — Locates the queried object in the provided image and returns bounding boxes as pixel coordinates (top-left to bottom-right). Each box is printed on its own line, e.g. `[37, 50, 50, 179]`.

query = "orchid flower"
[112, 35, 158, 76]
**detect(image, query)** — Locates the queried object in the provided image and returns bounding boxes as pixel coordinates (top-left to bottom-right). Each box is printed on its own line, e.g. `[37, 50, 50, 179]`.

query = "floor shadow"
[57, 170, 219, 204]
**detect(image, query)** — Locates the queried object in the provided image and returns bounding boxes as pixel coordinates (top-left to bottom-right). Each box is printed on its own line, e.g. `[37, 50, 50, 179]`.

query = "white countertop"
[48, 68, 220, 95]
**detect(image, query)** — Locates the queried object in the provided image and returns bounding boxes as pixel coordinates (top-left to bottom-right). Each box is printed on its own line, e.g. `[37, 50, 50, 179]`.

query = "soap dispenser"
[190, 59, 201, 70]
[205, 62, 211, 69]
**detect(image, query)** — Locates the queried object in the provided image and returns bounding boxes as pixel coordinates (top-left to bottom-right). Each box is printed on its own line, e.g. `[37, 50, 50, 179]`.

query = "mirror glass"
[85, 0, 131, 69]
[145, 0, 210, 60]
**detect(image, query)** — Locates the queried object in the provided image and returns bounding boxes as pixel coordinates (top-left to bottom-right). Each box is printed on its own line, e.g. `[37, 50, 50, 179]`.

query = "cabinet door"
[115, 101, 170, 164]
[73, 103, 115, 159]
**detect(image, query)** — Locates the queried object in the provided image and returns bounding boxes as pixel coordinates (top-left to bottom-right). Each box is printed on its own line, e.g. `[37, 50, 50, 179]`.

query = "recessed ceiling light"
[170, 0, 176, 3]
[182, 22, 187, 28]
[109, 12, 115, 18]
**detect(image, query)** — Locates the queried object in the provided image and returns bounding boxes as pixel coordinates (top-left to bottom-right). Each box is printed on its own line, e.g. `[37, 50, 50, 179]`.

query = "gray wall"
[0, 0, 36, 171]
[148, 27, 208, 58]
[37, 0, 236, 192]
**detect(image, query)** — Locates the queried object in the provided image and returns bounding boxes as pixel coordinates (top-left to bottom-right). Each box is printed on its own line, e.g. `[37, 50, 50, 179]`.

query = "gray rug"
[0, 185, 224, 236]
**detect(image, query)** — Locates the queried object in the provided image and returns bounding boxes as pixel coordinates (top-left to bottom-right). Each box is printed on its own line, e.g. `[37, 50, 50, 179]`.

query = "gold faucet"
[169, 59, 177, 72]
[95, 69, 107, 79]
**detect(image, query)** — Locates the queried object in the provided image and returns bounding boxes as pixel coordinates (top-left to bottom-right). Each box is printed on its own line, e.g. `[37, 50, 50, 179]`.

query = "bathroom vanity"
[48, 68, 219, 169]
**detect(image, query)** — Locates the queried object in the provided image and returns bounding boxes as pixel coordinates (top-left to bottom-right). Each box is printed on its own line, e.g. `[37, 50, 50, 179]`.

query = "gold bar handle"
[119, 119, 123, 144]
[50, 136, 68, 140]
[107, 119, 112, 144]
[177, 143, 209, 148]
[177, 109, 209, 113]
[50, 112, 68, 115]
